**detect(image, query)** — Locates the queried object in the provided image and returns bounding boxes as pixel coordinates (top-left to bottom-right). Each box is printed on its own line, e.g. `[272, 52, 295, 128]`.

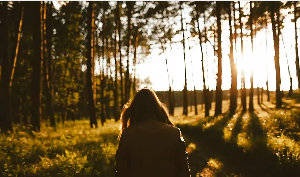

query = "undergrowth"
[0, 119, 119, 177]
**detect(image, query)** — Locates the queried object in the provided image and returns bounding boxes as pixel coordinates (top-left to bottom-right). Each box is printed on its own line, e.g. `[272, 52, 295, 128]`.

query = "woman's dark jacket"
[116, 119, 191, 177]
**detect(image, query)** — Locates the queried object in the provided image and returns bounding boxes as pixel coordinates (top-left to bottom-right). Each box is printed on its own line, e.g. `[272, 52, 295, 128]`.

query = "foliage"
[0, 120, 119, 177]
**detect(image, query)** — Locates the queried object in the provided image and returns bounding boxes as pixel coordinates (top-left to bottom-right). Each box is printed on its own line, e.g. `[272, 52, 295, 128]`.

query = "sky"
[53, 1, 300, 92]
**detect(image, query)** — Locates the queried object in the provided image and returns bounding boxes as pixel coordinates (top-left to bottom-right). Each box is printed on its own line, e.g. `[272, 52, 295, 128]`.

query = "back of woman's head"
[119, 88, 173, 138]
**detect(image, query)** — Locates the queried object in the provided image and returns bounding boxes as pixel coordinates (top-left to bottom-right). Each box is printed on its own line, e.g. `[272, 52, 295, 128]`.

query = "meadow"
[1, 96, 300, 177]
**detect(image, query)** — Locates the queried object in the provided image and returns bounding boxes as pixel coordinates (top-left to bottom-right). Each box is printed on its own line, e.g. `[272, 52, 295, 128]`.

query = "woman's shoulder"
[161, 123, 182, 136]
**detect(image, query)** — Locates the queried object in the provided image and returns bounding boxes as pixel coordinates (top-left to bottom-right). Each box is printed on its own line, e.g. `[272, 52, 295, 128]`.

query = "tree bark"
[249, 1, 254, 112]
[132, 25, 139, 95]
[125, 2, 133, 102]
[10, 4, 24, 88]
[30, 1, 42, 131]
[239, 1, 247, 112]
[117, 2, 124, 108]
[255, 15, 260, 105]
[63, 59, 75, 123]
[196, 3, 208, 117]
[229, 1, 237, 116]
[105, 18, 111, 120]
[0, 2, 13, 132]
[87, 1, 97, 128]
[114, 7, 120, 121]
[270, 2, 282, 108]
[180, 2, 188, 116]
[280, 30, 293, 97]
[294, 1, 300, 90]
[215, 2, 223, 116]
[46, 2, 55, 127]
[41, 2, 55, 128]
[100, 3, 107, 125]
[265, 16, 270, 102]
[162, 43, 173, 115]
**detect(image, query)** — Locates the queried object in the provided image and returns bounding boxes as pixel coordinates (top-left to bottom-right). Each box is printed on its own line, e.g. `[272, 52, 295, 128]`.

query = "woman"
[116, 88, 191, 177]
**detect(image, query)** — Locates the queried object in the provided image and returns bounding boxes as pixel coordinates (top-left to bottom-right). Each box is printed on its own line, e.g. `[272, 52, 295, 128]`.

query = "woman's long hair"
[118, 88, 174, 139]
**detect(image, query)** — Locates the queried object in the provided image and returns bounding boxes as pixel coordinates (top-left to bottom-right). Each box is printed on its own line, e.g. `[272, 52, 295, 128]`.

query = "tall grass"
[0, 119, 119, 177]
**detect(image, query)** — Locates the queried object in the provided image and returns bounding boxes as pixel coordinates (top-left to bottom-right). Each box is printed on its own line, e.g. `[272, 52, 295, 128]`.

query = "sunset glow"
[136, 2, 299, 92]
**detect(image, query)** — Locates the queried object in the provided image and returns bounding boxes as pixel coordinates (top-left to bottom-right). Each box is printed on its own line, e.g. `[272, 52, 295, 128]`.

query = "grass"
[2, 96, 300, 177]
[176, 97, 300, 177]
[0, 119, 119, 177]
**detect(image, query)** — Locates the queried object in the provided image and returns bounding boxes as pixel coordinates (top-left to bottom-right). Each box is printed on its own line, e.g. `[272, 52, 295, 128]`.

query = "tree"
[228, 1, 237, 116]
[125, 1, 135, 103]
[0, 2, 13, 132]
[249, 1, 254, 112]
[214, 1, 223, 116]
[46, 2, 55, 127]
[41, 2, 55, 128]
[117, 2, 124, 108]
[132, 24, 140, 96]
[114, 4, 120, 121]
[270, 2, 282, 108]
[280, 30, 293, 97]
[30, 1, 42, 131]
[265, 16, 270, 102]
[10, 2, 24, 88]
[87, 1, 97, 128]
[195, 1, 210, 117]
[293, 2, 300, 90]
[180, 1, 188, 116]
[239, 1, 247, 113]
[100, 2, 107, 125]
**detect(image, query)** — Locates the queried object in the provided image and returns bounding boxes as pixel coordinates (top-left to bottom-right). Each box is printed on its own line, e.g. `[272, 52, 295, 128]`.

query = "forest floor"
[1, 95, 300, 177]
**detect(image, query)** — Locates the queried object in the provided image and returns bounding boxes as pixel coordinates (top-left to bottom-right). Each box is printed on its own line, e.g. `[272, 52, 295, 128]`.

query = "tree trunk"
[196, 3, 208, 117]
[261, 87, 263, 103]
[114, 8, 120, 121]
[233, 2, 240, 108]
[280, 30, 293, 97]
[10, 4, 24, 88]
[100, 4, 107, 125]
[215, 2, 223, 116]
[229, 1, 237, 116]
[92, 25, 96, 107]
[294, 1, 300, 90]
[125, 2, 133, 103]
[255, 17, 260, 105]
[249, 1, 254, 112]
[41, 2, 55, 128]
[87, 2, 97, 128]
[270, 2, 282, 108]
[167, 34, 175, 116]
[163, 44, 173, 115]
[186, 32, 198, 116]
[180, 2, 188, 116]
[0, 2, 13, 132]
[133, 25, 139, 95]
[46, 2, 55, 127]
[105, 18, 111, 120]
[63, 60, 75, 123]
[265, 17, 270, 102]
[117, 2, 124, 107]
[30, 1, 42, 131]
[239, 1, 247, 112]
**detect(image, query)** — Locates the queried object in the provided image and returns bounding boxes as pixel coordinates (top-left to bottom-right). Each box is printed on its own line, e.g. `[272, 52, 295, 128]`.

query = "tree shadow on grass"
[259, 103, 272, 113]
[229, 112, 245, 144]
[243, 112, 277, 176]
[179, 111, 300, 177]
